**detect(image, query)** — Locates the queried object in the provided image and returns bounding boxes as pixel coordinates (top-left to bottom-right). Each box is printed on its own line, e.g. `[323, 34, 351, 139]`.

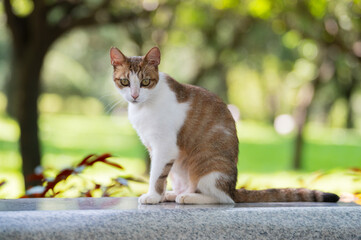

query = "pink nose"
[131, 94, 139, 100]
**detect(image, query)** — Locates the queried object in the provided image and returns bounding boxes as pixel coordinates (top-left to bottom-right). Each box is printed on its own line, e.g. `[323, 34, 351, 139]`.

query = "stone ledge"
[0, 197, 360, 240]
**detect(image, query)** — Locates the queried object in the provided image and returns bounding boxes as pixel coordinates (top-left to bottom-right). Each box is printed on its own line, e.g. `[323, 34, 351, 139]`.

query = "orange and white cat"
[110, 46, 339, 204]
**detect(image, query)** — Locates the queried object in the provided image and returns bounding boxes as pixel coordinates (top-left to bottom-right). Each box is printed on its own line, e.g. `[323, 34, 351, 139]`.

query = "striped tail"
[234, 188, 339, 203]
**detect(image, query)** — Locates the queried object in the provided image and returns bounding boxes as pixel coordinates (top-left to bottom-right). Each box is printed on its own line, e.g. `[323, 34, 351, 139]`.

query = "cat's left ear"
[144, 47, 161, 67]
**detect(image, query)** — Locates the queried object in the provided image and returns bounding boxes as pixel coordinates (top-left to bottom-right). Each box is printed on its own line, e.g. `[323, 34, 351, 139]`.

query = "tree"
[3, 0, 147, 189]
[282, 1, 361, 169]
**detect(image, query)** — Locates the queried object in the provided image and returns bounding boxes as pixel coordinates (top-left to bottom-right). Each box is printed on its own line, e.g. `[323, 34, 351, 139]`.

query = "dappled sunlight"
[82, 157, 146, 178]
[142, 0, 159, 11]
[236, 170, 361, 196]
[247, 0, 272, 19]
[0, 116, 19, 142]
[161, 46, 199, 82]
[2, 167, 360, 199]
[236, 121, 289, 143]
[9, 0, 33, 17]
[39, 94, 106, 116]
[43, 50, 92, 91]
[0, 172, 24, 198]
[42, 154, 81, 170]
[40, 114, 144, 158]
[298, 40, 319, 61]
[274, 114, 295, 135]
[228, 65, 267, 120]
[304, 123, 361, 145]
[0, 151, 21, 170]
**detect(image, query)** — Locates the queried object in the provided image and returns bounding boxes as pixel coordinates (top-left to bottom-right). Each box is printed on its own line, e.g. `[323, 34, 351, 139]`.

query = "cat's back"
[165, 75, 238, 161]
[165, 74, 235, 126]
[165, 75, 226, 108]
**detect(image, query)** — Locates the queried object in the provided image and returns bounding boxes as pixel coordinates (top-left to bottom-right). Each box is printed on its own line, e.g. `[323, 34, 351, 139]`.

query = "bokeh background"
[0, 0, 360, 199]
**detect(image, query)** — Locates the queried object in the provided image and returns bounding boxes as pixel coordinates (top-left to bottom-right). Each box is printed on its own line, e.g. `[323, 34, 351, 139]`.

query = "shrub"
[23, 153, 144, 198]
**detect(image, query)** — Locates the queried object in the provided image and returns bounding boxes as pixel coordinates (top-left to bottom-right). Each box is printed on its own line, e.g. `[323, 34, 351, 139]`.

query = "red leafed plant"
[22, 153, 144, 198]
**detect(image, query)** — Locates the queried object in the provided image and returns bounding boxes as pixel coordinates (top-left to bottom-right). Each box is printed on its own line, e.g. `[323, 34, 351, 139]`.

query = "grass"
[236, 121, 361, 172]
[1, 113, 361, 198]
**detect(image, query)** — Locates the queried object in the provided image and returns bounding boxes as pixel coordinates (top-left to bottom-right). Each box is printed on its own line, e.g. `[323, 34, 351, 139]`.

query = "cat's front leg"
[139, 149, 176, 204]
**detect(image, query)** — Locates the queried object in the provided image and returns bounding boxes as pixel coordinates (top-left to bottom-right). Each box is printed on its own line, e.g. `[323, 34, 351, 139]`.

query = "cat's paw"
[138, 193, 162, 204]
[175, 193, 190, 204]
[164, 191, 177, 202]
[176, 193, 220, 204]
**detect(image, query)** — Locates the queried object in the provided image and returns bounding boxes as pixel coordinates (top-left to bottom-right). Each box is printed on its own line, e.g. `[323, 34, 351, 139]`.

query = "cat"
[110, 46, 340, 204]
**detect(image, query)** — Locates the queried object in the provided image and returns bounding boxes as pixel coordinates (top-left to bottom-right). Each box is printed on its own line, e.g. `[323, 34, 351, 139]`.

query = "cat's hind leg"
[165, 162, 193, 202]
[176, 172, 234, 204]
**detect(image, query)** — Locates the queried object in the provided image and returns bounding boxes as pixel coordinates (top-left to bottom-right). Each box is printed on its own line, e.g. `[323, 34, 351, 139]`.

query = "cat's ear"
[110, 47, 127, 66]
[144, 47, 161, 66]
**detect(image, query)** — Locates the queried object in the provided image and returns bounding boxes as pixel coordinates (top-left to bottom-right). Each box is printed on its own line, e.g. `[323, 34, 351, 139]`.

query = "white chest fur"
[128, 73, 189, 150]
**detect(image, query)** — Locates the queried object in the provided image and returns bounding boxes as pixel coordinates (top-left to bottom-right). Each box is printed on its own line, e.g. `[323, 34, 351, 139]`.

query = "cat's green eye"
[141, 78, 151, 87]
[119, 78, 129, 86]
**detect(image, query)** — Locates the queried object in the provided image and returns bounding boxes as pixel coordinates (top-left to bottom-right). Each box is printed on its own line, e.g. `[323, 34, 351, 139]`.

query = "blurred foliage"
[0, 0, 361, 198]
[0, 0, 360, 126]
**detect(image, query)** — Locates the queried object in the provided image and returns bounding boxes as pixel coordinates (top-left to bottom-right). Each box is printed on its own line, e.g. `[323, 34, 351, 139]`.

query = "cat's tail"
[233, 188, 339, 203]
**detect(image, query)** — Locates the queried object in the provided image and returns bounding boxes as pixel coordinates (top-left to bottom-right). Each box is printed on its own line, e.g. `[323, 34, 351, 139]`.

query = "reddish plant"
[22, 153, 143, 198]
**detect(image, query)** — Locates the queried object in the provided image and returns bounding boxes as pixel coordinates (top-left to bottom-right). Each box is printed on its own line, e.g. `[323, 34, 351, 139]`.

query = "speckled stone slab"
[0, 197, 360, 240]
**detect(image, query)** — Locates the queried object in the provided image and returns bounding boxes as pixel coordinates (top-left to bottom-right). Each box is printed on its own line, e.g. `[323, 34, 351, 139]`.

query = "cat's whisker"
[103, 99, 118, 110]
[104, 99, 118, 110]
[105, 99, 122, 114]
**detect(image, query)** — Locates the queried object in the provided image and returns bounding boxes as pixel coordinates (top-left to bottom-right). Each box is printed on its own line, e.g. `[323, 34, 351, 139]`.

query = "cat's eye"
[141, 78, 150, 87]
[119, 78, 129, 86]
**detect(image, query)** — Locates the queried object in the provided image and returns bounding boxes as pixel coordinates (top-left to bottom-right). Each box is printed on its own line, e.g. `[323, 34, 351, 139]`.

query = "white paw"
[138, 193, 162, 204]
[164, 191, 177, 202]
[175, 193, 189, 204]
[175, 193, 222, 204]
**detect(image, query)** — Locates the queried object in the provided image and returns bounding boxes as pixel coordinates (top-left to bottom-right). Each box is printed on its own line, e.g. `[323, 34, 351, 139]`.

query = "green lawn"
[0, 114, 361, 198]
[236, 121, 361, 172]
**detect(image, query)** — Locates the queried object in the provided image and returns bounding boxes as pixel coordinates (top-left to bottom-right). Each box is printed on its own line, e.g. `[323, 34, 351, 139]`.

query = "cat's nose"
[132, 94, 139, 100]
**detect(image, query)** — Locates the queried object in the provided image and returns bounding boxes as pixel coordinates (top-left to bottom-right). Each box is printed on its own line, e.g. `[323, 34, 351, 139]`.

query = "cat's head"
[110, 47, 161, 104]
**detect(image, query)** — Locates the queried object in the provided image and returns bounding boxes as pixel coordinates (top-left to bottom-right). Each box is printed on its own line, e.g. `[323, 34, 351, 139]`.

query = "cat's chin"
[128, 98, 149, 104]
[124, 97, 140, 104]
[129, 99, 142, 104]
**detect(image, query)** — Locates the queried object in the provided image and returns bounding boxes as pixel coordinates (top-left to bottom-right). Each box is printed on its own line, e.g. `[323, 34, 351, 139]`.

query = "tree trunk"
[10, 44, 48, 189]
[4, 0, 51, 189]
[292, 79, 320, 170]
[293, 124, 305, 170]
[344, 76, 355, 129]
[217, 67, 229, 103]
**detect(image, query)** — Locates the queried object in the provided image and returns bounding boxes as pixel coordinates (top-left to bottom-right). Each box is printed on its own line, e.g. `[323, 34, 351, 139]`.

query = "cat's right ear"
[110, 47, 127, 66]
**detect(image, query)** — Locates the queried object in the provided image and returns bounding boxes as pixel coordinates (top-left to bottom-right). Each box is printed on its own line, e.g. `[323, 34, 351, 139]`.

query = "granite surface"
[0, 197, 360, 240]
